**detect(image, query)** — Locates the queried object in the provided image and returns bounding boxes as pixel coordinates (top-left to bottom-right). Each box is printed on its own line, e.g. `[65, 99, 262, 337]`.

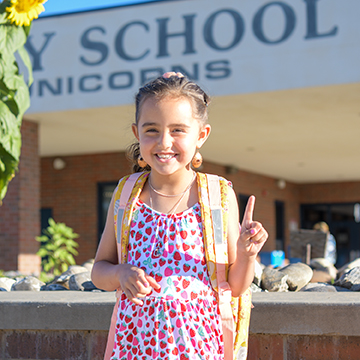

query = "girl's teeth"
[158, 154, 173, 159]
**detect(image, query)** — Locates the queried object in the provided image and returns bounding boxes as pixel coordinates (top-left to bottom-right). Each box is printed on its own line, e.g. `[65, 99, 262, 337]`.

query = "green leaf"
[0, 24, 27, 57]
[23, 23, 32, 38]
[17, 45, 33, 85]
[35, 235, 48, 242]
[0, 106, 21, 161]
[0, 12, 9, 26]
[2, 74, 30, 118]
[0, 118, 19, 202]
[36, 248, 48, 257]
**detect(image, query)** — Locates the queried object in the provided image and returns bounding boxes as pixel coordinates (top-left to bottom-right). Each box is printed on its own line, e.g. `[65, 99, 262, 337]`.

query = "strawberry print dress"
[110, 199, 224, 359]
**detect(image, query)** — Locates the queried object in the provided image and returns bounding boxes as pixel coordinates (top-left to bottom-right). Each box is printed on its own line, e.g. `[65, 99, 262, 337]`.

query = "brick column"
[0, 119, 41, 274]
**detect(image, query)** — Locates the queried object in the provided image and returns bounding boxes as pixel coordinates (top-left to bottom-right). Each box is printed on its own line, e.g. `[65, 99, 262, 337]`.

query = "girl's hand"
[238, 196, 268, 257]
[119, 264, 161, 306]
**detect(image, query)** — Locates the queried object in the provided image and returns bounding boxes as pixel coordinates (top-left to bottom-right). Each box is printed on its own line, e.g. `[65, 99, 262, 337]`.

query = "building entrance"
[301, 203, 360, 267]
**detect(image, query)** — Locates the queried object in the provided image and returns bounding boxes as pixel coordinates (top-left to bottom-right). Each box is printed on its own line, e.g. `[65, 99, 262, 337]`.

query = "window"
[275, 201, 285, 251]
[40, 208, 53, 234]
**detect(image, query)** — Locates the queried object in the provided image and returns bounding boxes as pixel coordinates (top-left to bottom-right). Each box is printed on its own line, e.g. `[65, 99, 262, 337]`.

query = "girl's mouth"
[156, 154, 175, 160]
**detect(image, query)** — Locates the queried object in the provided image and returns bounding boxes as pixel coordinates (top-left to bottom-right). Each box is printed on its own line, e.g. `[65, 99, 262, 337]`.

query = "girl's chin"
[150, 165, 190, 176]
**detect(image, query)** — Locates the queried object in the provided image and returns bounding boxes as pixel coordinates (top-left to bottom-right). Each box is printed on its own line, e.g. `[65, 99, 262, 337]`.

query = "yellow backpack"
[104, 171, 252, 360]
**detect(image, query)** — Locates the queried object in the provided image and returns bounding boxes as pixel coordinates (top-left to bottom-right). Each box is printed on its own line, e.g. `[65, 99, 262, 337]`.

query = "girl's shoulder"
[116, 171, 150, 188]
[114, 171, 150, 201]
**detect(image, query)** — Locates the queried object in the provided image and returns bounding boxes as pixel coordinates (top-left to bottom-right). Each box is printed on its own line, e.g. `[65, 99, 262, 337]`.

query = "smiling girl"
[91, 73, 268, 360]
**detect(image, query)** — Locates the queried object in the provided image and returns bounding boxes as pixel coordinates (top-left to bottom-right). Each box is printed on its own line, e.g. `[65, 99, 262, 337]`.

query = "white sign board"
[26, 0, 360, 113]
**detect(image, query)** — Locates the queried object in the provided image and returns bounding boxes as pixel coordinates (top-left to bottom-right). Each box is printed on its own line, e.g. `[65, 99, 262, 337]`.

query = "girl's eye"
[145, 128, 158, 133]
[173, 128, 185, 133]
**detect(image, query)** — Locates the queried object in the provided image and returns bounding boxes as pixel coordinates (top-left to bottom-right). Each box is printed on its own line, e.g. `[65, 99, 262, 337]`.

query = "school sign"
[26, 0, 359, 113]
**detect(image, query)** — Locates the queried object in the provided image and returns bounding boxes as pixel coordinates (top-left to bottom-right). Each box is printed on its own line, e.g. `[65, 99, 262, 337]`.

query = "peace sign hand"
[239, 196, 268, 257]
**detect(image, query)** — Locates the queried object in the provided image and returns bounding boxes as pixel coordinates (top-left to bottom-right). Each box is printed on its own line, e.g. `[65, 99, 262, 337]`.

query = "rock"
[82, 259, 94, 272]
[334, 286, 352, 292]
[300, 283, 337, 292]
[253, 260, 263, 287]
[11, 276, 45, 291]
[42, 283, 68, 291]
[261, 267, 289, 292]
[82, 281, 98, 291]
[55, 265, 89, 289]
[3, 270, 22, 278]
[334, 266, 360, 291]
[250, 283, 263, 293]
[0, 277, 16, 291]
[310, 258, 337, 280]
[337, 258, 360, 278]
[279, 263, 313, 291]
[310, 270, 332, 283]
[68, 271, 92, 291]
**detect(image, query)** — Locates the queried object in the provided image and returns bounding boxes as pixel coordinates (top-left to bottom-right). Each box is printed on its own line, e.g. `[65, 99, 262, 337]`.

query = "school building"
[1, 0, 360, 274]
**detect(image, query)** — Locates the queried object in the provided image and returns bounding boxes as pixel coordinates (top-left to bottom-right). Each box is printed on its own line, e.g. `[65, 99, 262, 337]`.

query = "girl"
[91, 73, 268, 360]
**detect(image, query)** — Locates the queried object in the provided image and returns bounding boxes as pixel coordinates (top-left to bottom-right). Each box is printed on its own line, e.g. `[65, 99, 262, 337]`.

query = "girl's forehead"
[138, 96, 197, 121]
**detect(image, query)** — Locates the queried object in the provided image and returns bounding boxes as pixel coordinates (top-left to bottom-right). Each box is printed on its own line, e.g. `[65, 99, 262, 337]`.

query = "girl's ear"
[197, 124, 211, 148]
[132, 123, 139, 141]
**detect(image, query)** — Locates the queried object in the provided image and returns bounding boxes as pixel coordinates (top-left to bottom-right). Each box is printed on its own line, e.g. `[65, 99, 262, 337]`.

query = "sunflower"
[6, 0, 47, 27]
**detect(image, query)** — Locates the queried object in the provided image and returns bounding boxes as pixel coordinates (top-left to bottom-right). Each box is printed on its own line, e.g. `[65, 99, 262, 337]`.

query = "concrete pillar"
[0, 119, 41, 274]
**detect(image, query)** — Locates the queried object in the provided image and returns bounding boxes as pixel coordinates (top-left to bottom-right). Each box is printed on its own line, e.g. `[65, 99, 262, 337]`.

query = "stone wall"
[1, 292, 359, 360]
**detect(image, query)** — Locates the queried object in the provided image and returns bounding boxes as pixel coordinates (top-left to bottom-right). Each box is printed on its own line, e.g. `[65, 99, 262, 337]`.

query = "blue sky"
[40, 0, 161, 17]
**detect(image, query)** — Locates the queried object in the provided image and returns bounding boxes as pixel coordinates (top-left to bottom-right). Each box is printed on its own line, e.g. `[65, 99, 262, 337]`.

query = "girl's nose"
[158, 131, 172, 149]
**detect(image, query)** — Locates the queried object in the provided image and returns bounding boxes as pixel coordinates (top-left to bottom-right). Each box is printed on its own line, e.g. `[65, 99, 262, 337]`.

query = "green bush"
[36, 218, 79, 278]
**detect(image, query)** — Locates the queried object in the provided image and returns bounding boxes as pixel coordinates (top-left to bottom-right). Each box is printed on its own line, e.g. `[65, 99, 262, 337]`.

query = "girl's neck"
[149, 169, 195, 196]
[142, 168, 198, 214]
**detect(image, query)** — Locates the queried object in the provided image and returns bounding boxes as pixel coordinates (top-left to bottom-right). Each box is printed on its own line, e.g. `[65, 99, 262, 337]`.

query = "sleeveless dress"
[110, 199, 224, 360]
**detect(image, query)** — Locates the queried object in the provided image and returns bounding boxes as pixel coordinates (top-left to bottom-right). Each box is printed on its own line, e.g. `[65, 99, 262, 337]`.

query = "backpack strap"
[114, 172, 144, 261]
[103, 171, 145, 360]
[206, 174, 234, 360]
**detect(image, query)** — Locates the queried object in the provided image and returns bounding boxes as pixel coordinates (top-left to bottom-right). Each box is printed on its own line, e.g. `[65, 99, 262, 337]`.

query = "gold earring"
[137, 155, 147, 168]
[191, 150, 203, 168]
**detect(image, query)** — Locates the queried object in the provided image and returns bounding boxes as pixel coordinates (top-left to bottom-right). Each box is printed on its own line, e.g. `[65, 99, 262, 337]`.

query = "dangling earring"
[191, 150, 203, 168]
[137, 155, 147, 168]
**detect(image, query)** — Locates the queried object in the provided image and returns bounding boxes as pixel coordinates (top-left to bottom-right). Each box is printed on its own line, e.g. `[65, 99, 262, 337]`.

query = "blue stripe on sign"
[212, 208, 223, 245]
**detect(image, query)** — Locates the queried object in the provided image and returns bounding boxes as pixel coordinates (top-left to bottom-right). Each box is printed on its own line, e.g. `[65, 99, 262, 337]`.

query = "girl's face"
[132, 96, 211, 177]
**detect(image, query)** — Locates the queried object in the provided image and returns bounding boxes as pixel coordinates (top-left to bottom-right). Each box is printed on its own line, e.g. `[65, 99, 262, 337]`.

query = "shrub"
[36, 218, 79, 279]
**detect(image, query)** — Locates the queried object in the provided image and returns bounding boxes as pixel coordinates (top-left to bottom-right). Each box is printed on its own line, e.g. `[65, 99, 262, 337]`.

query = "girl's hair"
[127, 75, 210, 173]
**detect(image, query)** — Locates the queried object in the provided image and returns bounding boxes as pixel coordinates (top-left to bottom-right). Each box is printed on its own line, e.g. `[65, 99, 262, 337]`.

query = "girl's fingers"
[123, 288, 144, 306]
[241, 196, 255, 230]
[146, 274, 161, 290]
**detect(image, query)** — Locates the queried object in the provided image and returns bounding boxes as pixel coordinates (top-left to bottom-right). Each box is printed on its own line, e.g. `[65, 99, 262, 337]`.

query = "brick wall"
[299, 181, 360, 204]
[41, 153, 132, 264]
[248, 334, 360, 360]
[40, 153, 305, 264]
[0, 329, 107, 360]
[0, 119, 40, 274]
[33, 148, 360, 263]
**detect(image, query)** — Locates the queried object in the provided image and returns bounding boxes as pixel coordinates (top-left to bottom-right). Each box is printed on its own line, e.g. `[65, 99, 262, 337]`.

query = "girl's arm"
[91, 191, 160, 305]
[227, 189, 268, 297]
